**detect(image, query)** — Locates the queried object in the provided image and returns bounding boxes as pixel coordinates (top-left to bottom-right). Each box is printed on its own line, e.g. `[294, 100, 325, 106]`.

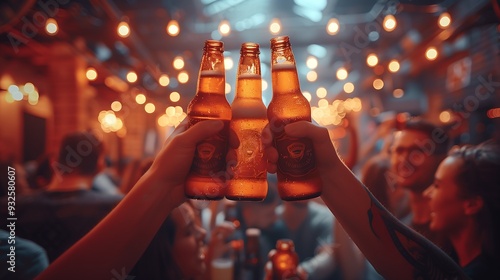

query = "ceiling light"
[383, 15, 396, 32]
[167, 20, 180, 36]
[438, 12, 451, 29]
[269, 18, 281, 35]
[326, 18, 339, 35]
[117, 21, 130, 38]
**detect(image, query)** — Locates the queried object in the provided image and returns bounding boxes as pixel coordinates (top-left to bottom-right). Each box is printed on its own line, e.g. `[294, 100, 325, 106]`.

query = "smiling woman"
[425, 140, 500, 279]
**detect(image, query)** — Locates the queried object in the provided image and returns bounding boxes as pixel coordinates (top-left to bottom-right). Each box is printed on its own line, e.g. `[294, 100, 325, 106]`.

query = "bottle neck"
[270, 40, 301, 95]
[235, 45, 262, 99]
[197, 41, 225, 95]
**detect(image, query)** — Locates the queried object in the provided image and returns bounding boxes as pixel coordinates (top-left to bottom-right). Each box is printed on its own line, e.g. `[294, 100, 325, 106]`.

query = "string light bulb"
[167, 20, 180, 36]
[438, 12, 452, 28]
[45, 18, 58, 35]
[269, 18, 281, 35]
[326, 18, 340, 35]
[383, 15, 397, 32]
[117, 21, 130, 38]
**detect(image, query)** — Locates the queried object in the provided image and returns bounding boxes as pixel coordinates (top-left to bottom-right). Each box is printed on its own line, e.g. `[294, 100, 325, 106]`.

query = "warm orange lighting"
[166, 106, 176, 117]
[426, 47, 438, 60]
[158, 115, 169, 127]
[178, 71, 189, 84]
[383, 15, 397, 32]
[24, 83, 35, 93]
[373, 78, 384, 90]
[219, 20, 231, 36]
[307, 71, 318, 82]
[487, 108, 500, 119]
[316, 87, 327, 98]
[306, 56, 318, 69]
[145, 103, 155, 114]
[167, 20, 180, 36]
[117, 21, 130, 38]
[367, 53, 378, 67]
[438, 12, 452, 28]
[388, 59, 400, 72]
[135, 93, 146, 104]
[111, 101, 122, 111]
[336, 67, 348, 80]
[126, 71, 138, 83]
[344, 82, 354, 93]
[439, 111, 451, 123]
[173, 56, 184, 69]
[159, 74, 170, 87]
[269, 19, 281, 35]
[224, 57, 234, 70]
[170, 91, 180, 102]
[326, 18, 340, 35]
[318, 99, 329, 108]
[45, 18, 58, 35]
[393, 88, 404, 98]
[86, 68, 98, 81]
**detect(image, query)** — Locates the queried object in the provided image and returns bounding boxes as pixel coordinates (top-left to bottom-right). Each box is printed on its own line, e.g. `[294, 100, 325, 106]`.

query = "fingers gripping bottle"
[267, 36, 322, 201]
[227, 42, 269, 201]
[185, 40, 231, 200]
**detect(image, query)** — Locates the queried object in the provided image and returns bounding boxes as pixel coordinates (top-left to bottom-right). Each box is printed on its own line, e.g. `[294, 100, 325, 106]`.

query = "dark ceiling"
[0, 0, 498, 110]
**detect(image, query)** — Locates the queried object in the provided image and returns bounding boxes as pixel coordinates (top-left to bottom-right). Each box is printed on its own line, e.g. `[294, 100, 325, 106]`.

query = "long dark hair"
[450, 139, 500, 262]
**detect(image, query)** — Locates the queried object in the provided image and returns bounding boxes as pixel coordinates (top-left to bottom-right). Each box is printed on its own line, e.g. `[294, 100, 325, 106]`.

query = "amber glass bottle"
[267, 36, 321, 200]
[185, 40, 231, 200]
[227, 42, 268, 201]
[270, 239, 299, 280]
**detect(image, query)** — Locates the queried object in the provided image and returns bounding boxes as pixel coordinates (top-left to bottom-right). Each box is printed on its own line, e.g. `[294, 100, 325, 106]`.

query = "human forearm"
[320, 159, 467, 279]
[283, 121, 467, 279]
[36, 171, 182, 280]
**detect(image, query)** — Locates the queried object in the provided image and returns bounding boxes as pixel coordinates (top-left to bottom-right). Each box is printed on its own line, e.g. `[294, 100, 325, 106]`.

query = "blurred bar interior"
[0, 0, 499, 169]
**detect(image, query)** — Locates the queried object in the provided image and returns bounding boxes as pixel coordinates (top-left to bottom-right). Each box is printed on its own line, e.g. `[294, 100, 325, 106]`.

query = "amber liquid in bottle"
[185, 40, 231, 200]
[227, 42, 268, 201]
[267, 36, 322, 200]
[271, 239, 299, 280]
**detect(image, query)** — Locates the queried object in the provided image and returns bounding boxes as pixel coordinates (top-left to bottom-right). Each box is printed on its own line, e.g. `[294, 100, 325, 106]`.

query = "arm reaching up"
[37, 120, 225, 280]
[277, 121, 468, 280]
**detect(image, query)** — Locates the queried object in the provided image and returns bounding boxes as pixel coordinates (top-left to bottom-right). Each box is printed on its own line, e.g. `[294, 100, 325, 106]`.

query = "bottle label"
[189, 118, 229, 176]
[274, 132, 316, 177]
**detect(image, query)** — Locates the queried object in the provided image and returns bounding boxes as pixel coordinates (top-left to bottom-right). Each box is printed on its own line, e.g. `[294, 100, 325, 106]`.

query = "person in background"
[92, 156, 121, 195]
[278, 192, 336, 279]
[1, 131, 123, 262]
[237, 175, 289, 277]
[424, 140, 500, 279]
[36, 120, 469, 280]
[0, 230, 49, 280]
[388, 119, 455, 257]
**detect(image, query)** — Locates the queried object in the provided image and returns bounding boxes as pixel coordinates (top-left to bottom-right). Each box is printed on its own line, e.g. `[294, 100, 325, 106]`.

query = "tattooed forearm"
[365, 189, 467, 279]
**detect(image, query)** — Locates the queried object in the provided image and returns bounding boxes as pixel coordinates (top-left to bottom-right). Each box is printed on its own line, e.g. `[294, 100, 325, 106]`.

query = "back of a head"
[56, 132, 104, 176]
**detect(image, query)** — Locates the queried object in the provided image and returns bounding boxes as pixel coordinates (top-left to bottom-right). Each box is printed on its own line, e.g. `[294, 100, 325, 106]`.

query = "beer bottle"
[185, 40, 231, 200]
[227, 42, 269, 201]
[243, 228, 262, 280]
[270, 239, 299, 280]
[267, 36, 322, 201]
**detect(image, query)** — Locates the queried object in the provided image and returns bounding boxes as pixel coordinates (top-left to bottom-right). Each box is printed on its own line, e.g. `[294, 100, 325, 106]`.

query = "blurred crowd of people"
[1, 116, 499, 280]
